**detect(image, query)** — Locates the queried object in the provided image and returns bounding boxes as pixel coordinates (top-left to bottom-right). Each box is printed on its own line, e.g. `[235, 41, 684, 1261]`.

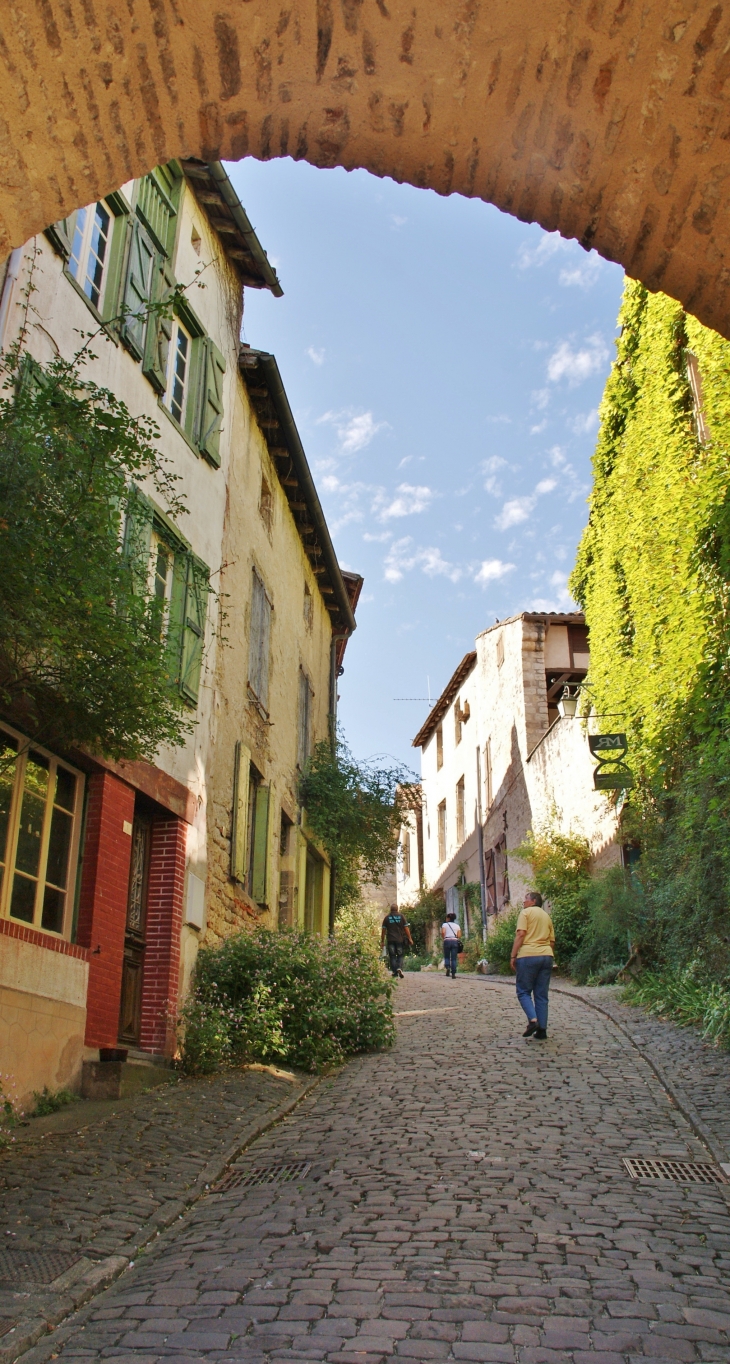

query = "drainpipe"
[0, 248, 23, 352]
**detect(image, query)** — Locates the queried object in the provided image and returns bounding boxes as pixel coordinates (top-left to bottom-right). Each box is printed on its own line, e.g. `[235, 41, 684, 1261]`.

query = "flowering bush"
[179, 928, 395, 1074]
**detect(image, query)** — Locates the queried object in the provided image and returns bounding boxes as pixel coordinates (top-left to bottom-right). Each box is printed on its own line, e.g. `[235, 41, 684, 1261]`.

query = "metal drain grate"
[0, 1247, 83, 1286]
[623, 1157, 726, 1185]
[215, 1161, 311, 1193]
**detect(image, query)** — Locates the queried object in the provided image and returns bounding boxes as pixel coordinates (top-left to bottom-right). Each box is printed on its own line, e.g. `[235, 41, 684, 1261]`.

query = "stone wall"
[0, 925, 88, 1110]
[1, 2, 730, 338]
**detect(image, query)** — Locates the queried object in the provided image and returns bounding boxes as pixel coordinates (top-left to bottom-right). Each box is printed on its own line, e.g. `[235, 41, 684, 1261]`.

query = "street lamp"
[557, 685, 578, 719]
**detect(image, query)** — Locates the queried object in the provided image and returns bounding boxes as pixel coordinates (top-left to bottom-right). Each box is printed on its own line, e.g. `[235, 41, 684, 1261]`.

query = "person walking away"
[510, 890, 555, 1039]
[441, 910, 462, 978]
[381, 904, 413, 979]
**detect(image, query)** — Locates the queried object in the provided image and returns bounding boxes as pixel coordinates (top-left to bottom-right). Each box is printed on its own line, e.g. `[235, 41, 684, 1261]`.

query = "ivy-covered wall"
[570, 280, 730, 977]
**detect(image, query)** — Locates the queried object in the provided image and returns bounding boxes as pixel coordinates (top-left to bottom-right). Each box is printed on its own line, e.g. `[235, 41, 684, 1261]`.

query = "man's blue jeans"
[515, 955, 553, 1030]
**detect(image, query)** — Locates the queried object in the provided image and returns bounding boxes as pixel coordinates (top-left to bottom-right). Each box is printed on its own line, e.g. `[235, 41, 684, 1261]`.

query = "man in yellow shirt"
[510, 890, 555, 1040]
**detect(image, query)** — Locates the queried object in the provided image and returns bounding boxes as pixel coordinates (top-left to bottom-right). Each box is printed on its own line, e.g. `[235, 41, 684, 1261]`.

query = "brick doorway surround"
[76, 772, 187, 1058]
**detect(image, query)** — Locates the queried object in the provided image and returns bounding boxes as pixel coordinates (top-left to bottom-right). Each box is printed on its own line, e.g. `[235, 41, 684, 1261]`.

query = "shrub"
[623, 964, 730, 1049]
[486, 909, 519, 974]
[179, 928, 394, 1074]
[569, 867, 647, 983]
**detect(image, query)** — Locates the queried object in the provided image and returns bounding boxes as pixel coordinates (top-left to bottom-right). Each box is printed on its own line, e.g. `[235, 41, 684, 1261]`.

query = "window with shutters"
[297, 668, 314, 769]
[46, 191, 131, 324]
[0, 722, 84, 940]
[248, 568, 273, 713]
[123, 489, 210, 709]
[456, 777, 465, 844]
[437, 800, 447, 864]
[68, 202, 112, 309]
[164, 318, 192, 426]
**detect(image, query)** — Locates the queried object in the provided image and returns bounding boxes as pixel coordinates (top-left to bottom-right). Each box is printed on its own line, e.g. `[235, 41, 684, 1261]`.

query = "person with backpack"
[380, 904, 413, 978]
[441, 910, 462, 978]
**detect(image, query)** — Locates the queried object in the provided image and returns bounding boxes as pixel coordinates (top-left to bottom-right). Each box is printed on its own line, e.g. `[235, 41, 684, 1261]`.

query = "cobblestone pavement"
[0, 1067, 316, 1352]
[22, 973, 730, 1364]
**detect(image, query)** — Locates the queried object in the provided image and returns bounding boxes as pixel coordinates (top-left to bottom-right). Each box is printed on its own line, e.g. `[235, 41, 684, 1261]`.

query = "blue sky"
[226, 158, 625, 771]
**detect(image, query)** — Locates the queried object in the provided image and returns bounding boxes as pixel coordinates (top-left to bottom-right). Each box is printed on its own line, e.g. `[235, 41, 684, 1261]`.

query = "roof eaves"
[412, 651, 477, 749]
[180, 159, 283, 297]
[239, 346, 356, 634]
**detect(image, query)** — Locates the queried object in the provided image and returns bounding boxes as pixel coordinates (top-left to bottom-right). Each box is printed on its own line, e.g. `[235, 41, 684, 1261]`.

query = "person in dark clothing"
[380, 904, 413, 978]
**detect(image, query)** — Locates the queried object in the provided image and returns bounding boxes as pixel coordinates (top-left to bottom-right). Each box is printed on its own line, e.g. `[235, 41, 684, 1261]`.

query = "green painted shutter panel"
[165, 549, 188, 688]
[196, 337, 226, 468]
[122, 488, 153, 594]
[251, 785, 270, 904]
[136, 169, 178, 257]
[45, 218, 73, 260]
[142, 259, 175, 394]
[120, 219, 156, 361]
[179, 554, 208, 705]
[231, 741, 251, 883]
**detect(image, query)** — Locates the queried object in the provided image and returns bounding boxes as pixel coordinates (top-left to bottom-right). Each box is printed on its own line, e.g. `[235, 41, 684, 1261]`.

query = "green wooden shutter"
[120, 219, 156, 360]
[136, 169, 179, 257]
[179, 554, 208, 705]
[165, 548, 188, 688]
[231, 741, 251, 883]
[251, 784, 270, 904]
[196, 337, 226, 468]
[45, 217, 73, 260]
[122, 488, 153, 594]
[142, 259, 175, 393]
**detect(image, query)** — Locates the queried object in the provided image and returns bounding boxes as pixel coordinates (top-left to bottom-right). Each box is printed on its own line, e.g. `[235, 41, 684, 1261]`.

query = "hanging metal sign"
[588, 733, 634, 790]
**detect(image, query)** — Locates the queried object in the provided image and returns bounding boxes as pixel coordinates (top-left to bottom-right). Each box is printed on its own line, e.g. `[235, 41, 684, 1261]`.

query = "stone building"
[0, 160, 357, 1108]
[397, 612, 619, 928]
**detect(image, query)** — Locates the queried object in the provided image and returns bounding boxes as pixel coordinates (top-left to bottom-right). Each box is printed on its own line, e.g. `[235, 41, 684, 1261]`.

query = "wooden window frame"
[0, 721, 84, 942]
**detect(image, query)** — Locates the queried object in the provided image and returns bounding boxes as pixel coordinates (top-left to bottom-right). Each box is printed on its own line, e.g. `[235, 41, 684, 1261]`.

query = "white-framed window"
[0, 723, 84, 938]
[150, 530, 173, 639]
[68, 201, 112, 310]
[165, 319, 192, 427]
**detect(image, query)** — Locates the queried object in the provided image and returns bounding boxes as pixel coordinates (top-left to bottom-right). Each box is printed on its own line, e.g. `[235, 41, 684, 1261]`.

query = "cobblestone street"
[18, 974, 730, 1364]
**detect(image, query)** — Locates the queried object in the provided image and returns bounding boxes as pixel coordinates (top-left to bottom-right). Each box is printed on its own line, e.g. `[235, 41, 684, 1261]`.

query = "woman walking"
[441, 910, 462, 978]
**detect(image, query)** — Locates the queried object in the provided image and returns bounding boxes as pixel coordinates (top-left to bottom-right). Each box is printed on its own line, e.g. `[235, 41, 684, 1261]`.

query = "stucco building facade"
[0, 161, 357, 1108]
[398, 612, 619, 928]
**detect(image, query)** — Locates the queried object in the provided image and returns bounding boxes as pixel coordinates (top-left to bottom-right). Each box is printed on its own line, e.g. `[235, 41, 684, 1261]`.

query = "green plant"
[486, 909, 519, 975]
[400, 885, 445, 955]
[299, 734, 417, 915]
[401, 952, 432, 972]
[513, 828, 592, 970]
[623, 965, 730, 1049]
[179, 927, 395, 1074]
[30, 1086, 78, 1117]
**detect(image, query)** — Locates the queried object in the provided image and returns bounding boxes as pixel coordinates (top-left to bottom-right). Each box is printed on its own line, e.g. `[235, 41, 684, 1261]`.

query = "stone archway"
[2, 1, 730, 335]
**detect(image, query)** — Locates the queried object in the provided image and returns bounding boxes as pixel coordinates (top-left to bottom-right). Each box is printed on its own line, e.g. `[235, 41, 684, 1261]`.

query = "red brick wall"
[76, 771, 135, 1048]
[0, 917, 89, 960]
[140, 818, 186, 1056]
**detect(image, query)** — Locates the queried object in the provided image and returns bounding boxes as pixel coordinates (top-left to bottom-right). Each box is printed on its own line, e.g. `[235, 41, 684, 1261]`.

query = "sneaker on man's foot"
[523, 1020, 538, 1037]
[397, 968, 405, 979]
[534, 1028, 548, 1040]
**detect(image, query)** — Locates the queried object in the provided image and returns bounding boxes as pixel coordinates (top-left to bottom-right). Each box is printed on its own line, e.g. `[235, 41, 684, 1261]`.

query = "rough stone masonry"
[2, 0, 730, 338]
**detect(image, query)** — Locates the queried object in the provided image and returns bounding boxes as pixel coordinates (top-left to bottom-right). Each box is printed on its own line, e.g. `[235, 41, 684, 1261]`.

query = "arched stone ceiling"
[3, 1, 730, 335]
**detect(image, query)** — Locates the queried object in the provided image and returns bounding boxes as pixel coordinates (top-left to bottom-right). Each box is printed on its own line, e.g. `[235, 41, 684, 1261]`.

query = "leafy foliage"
[485, 909, 519, 974]
[399, 884, 445, 954]
[300, 734, 416, 912]
[0, 349, 194, 759]
[623, 965, 730, 1049]
[178, 927, 395, 1073]
[570, 278, 730, 984]
[513, 828, 592, 970]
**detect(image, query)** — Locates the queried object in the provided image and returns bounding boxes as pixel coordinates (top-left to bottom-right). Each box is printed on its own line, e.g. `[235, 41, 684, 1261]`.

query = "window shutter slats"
[122, 489, 154, 595]
[196, 337, 226, 468]
[120, 219, 156, 361]
[142, 258, 175, 394]
[248, 570, 272, 711]
[231, 741, 251, 884]
[179, 554, 207, 705]
[251, 784, 270, 904]
[45, 218, 74, 261]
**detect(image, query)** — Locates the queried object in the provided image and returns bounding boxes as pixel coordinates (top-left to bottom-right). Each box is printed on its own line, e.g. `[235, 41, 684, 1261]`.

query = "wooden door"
[118, 815, 151, 1046]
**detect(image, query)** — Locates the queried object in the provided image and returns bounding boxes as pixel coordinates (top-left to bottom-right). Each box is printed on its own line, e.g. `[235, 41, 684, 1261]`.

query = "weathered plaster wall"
[206, 381, 334, 944]
[2, 2, 730, 337]
[0, 938, 88, 1108]
[527, 715, 620, 868]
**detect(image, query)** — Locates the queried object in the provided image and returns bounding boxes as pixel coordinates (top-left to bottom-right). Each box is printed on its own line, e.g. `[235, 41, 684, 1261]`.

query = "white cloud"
[570, 408, 600, 435]
[496, 496, 534, 530]
[516, 231, 564, 271]
[474, 558, 515, 586]
[376, 483, 433, 521]
[530, 419, 548, 435]
[317, 409, 388, 454]
[391, 214, 407, 228]
[482, 455, 507, 496]
[532, 388, 550, 410]
[306, 346, 325, 365]
[559, 253, 602, 290]
[485, 414, 512, 425]
[529, 569, 577, 612]
[495, 477, 556, 530]
[547, 334, 609, 386]
[362, 530, 392, 543]
[383, 538, 461, 584]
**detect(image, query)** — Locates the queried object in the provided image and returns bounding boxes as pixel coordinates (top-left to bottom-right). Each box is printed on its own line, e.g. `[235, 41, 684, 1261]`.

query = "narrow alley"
[16, 975, 730, 1364]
